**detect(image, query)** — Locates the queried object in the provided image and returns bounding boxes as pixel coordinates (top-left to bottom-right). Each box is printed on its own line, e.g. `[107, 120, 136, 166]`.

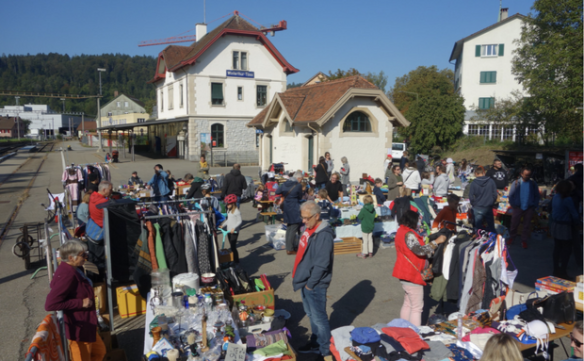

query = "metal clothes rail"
[143, 210, 212, 220]
[137, 198, 204, 206]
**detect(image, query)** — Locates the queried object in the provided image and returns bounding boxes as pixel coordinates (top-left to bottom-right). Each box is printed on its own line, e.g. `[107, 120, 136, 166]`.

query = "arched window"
[211, 124, 224, 148]
[343, 111, 371, 132]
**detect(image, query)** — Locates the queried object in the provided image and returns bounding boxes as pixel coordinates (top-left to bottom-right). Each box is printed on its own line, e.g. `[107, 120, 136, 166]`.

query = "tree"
[325, 68, 388, 92]
[388, 66, 465, 153]
[512, 0, 583, 143]
[287, 82, 303, 89]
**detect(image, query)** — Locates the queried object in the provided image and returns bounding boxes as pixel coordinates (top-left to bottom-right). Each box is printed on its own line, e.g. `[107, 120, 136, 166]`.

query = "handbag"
[276, 183, 299, 206]
[86, 217, 104, 242]
[540, 291, 576, 324]
[403, 254, 434, 282]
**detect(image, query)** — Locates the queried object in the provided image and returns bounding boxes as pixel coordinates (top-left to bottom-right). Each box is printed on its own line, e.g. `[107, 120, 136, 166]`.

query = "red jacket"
[89, 191, 107, 227]
[392, 225, 427, 286]
[45, 262, 97, 342]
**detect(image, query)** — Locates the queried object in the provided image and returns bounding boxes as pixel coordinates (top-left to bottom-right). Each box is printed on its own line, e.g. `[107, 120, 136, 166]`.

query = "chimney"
[196, 23, 207, 41]
[114, 90, 119, 97]
[500, 8, 509, 21]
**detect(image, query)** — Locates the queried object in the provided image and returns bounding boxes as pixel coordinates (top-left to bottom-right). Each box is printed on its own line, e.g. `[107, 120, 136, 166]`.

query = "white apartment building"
[0, 104, 83, 136]
[450, 9, 537, 142]
[146, 13, 298, 162]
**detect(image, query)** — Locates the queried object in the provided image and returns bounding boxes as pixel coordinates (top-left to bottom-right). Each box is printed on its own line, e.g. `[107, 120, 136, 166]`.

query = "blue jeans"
[153, 194, 170, 203]
[301, 286, 331, 356]
[473, 206, 495, 233]
[236, 196, 241, 209]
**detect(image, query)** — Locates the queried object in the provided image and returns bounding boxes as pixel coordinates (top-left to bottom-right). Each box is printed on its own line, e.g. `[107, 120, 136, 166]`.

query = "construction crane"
[138, 10, 287, 47]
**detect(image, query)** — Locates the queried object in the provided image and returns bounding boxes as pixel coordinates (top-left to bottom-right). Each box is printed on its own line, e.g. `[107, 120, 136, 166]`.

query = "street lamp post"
[97, 68, 106, 152]
[15, 96, 21, 140]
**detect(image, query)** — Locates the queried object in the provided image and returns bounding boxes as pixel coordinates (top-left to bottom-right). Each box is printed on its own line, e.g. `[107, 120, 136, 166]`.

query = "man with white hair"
[276, 170, 304, 254]
[293, 201, 334, 357]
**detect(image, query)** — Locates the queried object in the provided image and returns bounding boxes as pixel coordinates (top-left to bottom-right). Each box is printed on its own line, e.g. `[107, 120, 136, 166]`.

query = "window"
[116, 101, 120, 107]
[468, 124, 489, 138]
[211, 83, 223, 105]
[179, 83, 184, 108]
[491, 125, 501, 140]
[476, 44, 504, 57]
[255, 133, 260, 148]
[237, 86, 243, 101]
[137, 118, 145, 123]
[343, 111, 372, 132]
[107, 112, 112, 117]
[478, 97, 495, 109]
[211, 123, 224, 148]
[168, 86, 174, 110]
[233, 51, 239, 70]
[241, 52, 247, 70]
[392, 143, 404, 151]
[480, 71, 497, 84]
[283, 121, 293, 133]
[256, 85, 267, 107]
[160, 91, 164, 112]
[503, 126, 514, 140]
[124, 101, 129, 107]
[233, 51, 248, 70]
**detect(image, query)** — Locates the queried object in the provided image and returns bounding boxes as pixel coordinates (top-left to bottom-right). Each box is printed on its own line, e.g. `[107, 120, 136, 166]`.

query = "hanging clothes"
[62, 167, 83, 213]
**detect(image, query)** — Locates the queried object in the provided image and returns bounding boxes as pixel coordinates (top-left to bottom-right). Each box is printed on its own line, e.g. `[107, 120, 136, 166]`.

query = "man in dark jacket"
[415, 156, 426, 174]
[222, 164, 247, 208]
[486, 159, 508, 190]
[276, 171, 304, 255]
[186, 177, 205, 200]
[468, 166, 498, 232]
[400, 151, 409, 172]
[508, 167, 540, 248]
[293, 201, 334, 357]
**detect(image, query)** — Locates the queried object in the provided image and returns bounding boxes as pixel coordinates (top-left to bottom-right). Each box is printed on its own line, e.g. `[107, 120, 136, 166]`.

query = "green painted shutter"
[489, 98, 495, 108]
[499, 44, 504, 56]
[492, 71, 497, 83]
[480, 72, 485, 83]
[211, 83, 223, 99]
[476, 45, 481, 57]
[479, 98, 484, 109]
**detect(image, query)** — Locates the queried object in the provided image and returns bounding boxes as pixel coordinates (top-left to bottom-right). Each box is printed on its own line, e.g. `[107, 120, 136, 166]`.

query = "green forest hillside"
[0, 53, 157, 116]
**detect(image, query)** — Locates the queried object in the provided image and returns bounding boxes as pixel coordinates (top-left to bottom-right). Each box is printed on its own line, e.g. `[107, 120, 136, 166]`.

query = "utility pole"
[97, 68, 106, 152]
[15, 96, 21, 140]
[60, 98, 66, 113]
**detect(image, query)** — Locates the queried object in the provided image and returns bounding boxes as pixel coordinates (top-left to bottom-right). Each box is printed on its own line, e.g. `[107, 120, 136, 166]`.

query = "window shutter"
[476, 45, 481, 57]
[212, 83, 223, 99]
[499, 44, 504, 56]
[492, 72, 497, 83]
[480, 72, 485, 83]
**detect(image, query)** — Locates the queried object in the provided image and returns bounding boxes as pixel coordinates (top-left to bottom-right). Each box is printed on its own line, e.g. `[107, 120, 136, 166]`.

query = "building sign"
[226, 70, 255, 78]
[256, 129, 263, 134]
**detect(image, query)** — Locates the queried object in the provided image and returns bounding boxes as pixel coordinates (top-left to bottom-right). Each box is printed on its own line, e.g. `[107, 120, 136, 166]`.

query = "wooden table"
[259, 200, 276, 224]
[518, 322, 574, 355]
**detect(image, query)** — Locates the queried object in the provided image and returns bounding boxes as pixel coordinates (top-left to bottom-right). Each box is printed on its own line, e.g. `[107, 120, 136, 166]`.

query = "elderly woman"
[325, 172, 344, 203]
[386, 165, 403, 201]
[393, 211, 446, 326]
[339, 157, 350, 196]
[45, 240, 106, 361]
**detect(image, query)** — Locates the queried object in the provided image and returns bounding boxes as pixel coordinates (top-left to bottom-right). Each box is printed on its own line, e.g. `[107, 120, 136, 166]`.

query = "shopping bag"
[86, 218, 104, 242]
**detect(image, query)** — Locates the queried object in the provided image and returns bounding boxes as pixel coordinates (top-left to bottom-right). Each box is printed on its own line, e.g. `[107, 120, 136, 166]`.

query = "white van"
[391, 143, 407, 160]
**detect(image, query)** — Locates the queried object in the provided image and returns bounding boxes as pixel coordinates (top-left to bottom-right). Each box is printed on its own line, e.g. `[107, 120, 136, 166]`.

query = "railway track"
[0, 142, 56, 244]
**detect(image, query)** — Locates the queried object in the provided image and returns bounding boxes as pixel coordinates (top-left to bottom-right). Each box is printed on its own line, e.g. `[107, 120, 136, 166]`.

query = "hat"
[88, 173, 98, 182]
[447, 158, 453, 164]
[387, 154, 392, 158]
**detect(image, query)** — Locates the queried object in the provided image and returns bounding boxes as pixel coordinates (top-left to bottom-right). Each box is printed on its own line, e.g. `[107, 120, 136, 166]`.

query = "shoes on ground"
[298, 342, 320, 354]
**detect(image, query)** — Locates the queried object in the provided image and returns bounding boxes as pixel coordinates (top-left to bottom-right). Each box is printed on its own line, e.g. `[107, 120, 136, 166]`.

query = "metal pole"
[131, 131, 135, 162]
[44, 221, 53, 282]
[97, 97, 102, 151]
[81, 113, 84, 134]
[103, 208, 115, 332]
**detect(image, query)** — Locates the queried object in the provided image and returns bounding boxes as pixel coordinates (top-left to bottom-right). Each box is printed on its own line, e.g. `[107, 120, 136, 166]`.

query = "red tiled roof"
[149, 15, 298, 83]
[0, 117, 17, 130]
[248, 75, 378, 126]
[76, 121, 97, 131]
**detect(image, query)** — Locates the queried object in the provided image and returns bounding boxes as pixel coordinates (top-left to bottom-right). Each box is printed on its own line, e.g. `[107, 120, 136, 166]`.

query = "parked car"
[391, 143, 407, 160]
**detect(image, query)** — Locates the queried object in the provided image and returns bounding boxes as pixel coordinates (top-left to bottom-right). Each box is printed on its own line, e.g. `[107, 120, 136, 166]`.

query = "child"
[199, 187, 219, 211]
[76, 192, 91, 226]
[432, 193, 460, 231]
[223, 194, 242, 263]
[303, 187, 316, 201]
[372, 178, 386, 206]
[317, 189, 332, 219]
[254, 184, 266, 212]
[357, 195, 376, 259]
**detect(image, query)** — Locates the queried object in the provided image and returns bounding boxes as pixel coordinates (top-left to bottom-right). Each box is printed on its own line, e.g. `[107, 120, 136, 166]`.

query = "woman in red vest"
[392, 210, 446, 326]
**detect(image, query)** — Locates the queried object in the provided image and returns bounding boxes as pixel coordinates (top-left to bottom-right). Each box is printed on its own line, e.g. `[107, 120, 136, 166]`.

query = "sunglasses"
[571, 334, 583, 348]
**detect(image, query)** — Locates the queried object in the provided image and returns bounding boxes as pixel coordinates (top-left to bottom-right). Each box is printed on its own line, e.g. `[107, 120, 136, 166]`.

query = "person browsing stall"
[87, 173, 99, 194]
[468, 166, 498, 232]
[45, 240, 106, 361]
[146, 164, 171, 202]
[400, 151, 409, 172]
[76, 193, 91, 226]
[293, 201, 334, 357]
[325, 172, 344, 203]
[325, 152, 334, 175]
[200, 186, 220, 211]
[432, 194, 460, 231]
[386, 165, 403, 201]
[186, 176, 205, 200]
[561, 320, 583, 361]
[316, 189, 333, 220]
[480, 333, 524, 361]
[223, 194, 242, 263]
[550, 180, 581, 279]
[508, 167, 540, 248]
[314, 156, 329, 190]
[393, 210, 446, 326]
[357, 195, 376, 259]
[128, 171, 143, 186]
[276, 171, 305, 255]
[223, 163, 247, 208]
[89, 181, 112, 228]
[372, 178, 386, 206]
[486, 159, 508, 190]
[402, 161, 421, 193]
[433, 164, 450, 197]
[339, 157, 350, 196]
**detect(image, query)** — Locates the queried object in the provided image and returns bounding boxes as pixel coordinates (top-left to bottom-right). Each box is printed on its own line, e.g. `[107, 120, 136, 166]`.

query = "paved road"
[0, 141, 577, 360]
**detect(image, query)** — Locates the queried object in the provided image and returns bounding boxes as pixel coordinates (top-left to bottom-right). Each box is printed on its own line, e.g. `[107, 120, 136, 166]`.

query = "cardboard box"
[99, 331, 119, 352]
[94, 282, 108, 314]
[227, 288, 275, 310]
[116, 284, 147, 318]
[104, 349, 127, 361]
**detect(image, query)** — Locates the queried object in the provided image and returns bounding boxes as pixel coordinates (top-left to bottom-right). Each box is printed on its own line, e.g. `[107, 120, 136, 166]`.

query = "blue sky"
[0, 0, 535, 88]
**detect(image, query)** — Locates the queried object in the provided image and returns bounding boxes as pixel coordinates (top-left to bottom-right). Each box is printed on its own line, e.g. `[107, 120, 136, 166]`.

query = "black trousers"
[553, 238, 572, 278]
[228, 233, 240, 263]
[286, 223, 301, 251]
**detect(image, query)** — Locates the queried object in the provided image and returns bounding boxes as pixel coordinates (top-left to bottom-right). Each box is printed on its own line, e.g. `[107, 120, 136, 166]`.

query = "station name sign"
[226, 70, 255, 78]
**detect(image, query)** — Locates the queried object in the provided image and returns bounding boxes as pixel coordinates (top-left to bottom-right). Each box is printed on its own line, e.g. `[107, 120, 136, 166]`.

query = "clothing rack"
[143, 210, 212, 220]
[138, 198, 205, 206]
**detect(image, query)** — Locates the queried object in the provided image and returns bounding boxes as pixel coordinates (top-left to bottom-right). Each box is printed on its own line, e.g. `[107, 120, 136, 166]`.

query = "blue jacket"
[509, 178, 540, 209]
[292, 221, 335, 291]
[147, 171, 170, 197]
[373, 186, 386, 205]
[276, 179, 303, 225]
[551, 194, 579, 224]
[469, 176, 498, 208]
